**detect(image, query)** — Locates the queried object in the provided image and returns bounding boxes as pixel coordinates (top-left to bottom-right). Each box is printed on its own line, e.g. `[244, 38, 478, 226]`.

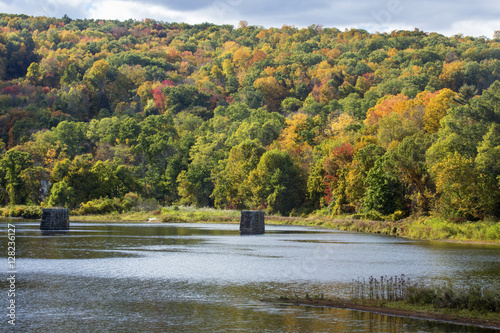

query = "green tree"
[475, 123, 500, 176]
[55, 84, 91, 120]
[361, 155, 404, 215]
[281, 97, 303, 114]
[433, 153, 499, 219]
[47, 180, 74, 207]
[386, 134, 435, 214]
[60, 63, 80, 86]
[246, 149, 304, 215]
[344, 144, 386, 209]
[177, 163, 214, 207]
[136, 114, 178, 201]
[164, 133, 195, 204]
[26, 62, 41, 85]
[426, 80, 500, 164]
[163, 84, 210, 115]
[20, 166, 47, 205]
[452, 84, 477, 105]
[0, 149, 32, 204]
[213, 140, 265, 209]
[52, 121, 90, 157]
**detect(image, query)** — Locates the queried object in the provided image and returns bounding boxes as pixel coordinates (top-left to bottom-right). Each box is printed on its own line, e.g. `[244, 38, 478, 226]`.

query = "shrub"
[364, 210, 385, 221]
[387, 210, 406, 221]
[77, 197, 125, 215]
[122, 192, 140, 210]
[1, 205, 43, 219]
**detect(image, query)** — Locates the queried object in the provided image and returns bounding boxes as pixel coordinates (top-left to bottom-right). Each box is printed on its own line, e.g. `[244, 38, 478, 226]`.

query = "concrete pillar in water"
[40, 208, 70, 231]
[240, 210, 265, 235]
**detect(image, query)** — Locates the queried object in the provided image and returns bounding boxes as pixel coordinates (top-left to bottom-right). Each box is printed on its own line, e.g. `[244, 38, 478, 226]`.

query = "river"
[2, 220, 499, 332]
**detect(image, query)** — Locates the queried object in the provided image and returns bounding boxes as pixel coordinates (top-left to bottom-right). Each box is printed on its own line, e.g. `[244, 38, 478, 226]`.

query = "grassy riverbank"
[271, 215, 500, 243]
[71, 206, 242, 223]
[2, 204, 499, 243]
[265, 275, 500, 329]
[72, 208, 500, 243]
[263, 296, 500, 330]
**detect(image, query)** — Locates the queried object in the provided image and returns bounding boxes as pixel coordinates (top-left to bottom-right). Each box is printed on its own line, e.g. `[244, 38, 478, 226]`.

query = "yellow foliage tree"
[253, 76, 286, 111]
[423, 88, 456, 133]
[326, 113, 357, 139]
[275, 113, 315, 173]
[439, 61, 465, 90]
[232, 47, 252, 69]
[222, 58, 235, 77]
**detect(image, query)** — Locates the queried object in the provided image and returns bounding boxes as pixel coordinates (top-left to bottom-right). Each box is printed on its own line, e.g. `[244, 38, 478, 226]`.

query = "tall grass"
[351, 275, 410, 301]
[350, 275, 500, 312]
[407, 282, 500, 312]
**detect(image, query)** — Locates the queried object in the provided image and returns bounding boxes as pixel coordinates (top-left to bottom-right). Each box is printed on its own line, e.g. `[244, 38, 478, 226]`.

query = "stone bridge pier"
[40, 208, 70, 231]
[240, 210, 265, 235]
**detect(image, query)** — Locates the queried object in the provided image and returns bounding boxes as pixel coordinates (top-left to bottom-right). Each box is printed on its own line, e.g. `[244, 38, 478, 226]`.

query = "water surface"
[2, 221, 499, 332]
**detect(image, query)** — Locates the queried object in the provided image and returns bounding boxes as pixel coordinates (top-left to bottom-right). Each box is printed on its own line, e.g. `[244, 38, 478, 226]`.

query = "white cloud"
[0, 0, 498, 37]
[0, 0, 41, 17]
[86, 0, 242, 25]
[442, 19, 500, 38]
[0, 0, 90, 19]
[88, 1, 184, 21]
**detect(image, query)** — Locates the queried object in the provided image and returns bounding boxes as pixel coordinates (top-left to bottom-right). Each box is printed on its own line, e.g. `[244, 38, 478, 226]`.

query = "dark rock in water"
[40, 208, 70, 231]
[240, 210, 265, 235]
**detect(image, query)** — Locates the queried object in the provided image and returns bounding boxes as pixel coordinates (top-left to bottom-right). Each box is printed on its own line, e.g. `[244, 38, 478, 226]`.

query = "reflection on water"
[2, 221, 499, 332]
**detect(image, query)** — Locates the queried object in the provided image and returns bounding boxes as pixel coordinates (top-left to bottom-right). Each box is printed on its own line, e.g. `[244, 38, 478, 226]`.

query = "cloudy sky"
[0, 0, 499, 37]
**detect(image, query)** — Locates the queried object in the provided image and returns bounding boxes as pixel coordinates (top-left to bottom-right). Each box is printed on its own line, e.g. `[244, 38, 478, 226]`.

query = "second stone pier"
[40, 208, 70, 231]
[240, 210, 265, 235]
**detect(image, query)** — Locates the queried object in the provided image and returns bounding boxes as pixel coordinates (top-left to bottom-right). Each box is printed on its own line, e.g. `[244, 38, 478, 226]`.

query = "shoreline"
[68, 211, 500, 245]
[2, 205, 499, 244]
[262, 298, 500, 330]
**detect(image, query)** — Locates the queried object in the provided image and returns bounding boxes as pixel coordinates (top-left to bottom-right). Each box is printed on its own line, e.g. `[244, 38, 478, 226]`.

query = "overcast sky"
[0, 0, 499, 37]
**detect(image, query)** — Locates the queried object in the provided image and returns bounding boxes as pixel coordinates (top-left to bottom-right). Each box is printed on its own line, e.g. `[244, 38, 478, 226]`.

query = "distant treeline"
[0, 14, 499, 220]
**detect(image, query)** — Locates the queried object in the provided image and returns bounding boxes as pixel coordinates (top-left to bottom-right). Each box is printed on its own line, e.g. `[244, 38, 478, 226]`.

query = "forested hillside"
[0, 14, 499, 220]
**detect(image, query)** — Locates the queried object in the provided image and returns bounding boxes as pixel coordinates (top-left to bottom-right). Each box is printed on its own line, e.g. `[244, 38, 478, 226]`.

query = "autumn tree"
[253, 76, 287, 112]
[433, 153, 498, 219]
[84, 59, 111, 115]
[423, 88, 455, 133]
[386, 134, 435, 214]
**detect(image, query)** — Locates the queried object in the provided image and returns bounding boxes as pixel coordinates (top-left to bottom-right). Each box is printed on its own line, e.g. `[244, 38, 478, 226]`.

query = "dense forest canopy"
[0, 13, 499, 220]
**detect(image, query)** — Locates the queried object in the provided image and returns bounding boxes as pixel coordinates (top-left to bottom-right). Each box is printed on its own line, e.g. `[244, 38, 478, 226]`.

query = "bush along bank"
[0, 205, 43, 219]
[270, 214, 500, 243]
